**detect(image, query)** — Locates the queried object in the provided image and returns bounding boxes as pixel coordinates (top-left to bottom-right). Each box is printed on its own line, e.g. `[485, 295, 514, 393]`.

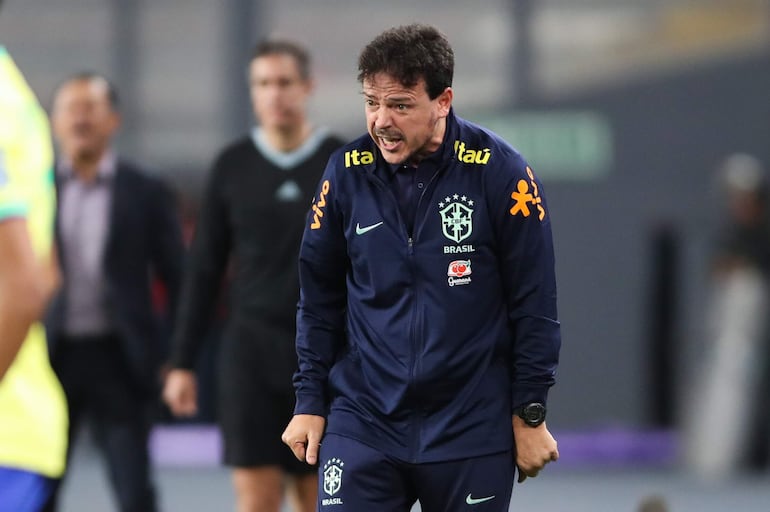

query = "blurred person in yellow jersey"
[0, 38, 68, 512]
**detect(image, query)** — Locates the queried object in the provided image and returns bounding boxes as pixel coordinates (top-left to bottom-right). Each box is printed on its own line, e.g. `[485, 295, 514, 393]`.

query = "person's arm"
[145, 177, 186, 392]
[489, 156, 561, 480]
[163, 160, 231, 417]
[495, 160, 560, 409]
[147, 178, 186, 340]
[0, 218, 57, 380]
[282, 158, 348, 464]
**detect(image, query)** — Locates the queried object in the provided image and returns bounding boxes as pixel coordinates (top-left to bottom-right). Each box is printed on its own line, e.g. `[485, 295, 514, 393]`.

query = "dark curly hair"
[358, 24, 454, 100]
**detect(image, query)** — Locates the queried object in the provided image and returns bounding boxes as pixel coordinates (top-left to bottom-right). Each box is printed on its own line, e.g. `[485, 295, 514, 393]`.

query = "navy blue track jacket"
[294, 110, 561, 463]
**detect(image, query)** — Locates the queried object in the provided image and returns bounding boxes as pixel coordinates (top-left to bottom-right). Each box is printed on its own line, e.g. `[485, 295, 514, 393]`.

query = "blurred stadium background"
[2, 0, 770, 510]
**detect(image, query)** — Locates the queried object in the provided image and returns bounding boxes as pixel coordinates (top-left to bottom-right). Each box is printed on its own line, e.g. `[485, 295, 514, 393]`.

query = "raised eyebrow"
[384, 96, 414, 105]
[360, 93, 413, 105]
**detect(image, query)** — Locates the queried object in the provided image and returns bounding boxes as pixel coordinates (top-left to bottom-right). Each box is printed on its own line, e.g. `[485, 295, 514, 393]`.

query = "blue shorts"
[317, 433, 515, 512]
[0, 466, 56, 512]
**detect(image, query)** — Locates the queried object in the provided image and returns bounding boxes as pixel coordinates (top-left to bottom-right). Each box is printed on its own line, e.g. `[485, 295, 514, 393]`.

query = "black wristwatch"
[515, 402, 547, 427]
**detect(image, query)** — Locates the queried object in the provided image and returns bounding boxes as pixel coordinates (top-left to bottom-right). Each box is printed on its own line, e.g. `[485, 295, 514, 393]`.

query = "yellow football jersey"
[0, 46, 68, 478]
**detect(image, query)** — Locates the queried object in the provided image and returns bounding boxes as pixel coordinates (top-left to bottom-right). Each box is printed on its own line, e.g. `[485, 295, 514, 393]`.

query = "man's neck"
[70, 152, 106, 183]
[261, 122, 312, 153]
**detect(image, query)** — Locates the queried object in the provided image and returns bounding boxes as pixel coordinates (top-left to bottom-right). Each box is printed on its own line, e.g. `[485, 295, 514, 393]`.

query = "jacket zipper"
[366, 167, 442, 462]
[407, 168, 441, 461]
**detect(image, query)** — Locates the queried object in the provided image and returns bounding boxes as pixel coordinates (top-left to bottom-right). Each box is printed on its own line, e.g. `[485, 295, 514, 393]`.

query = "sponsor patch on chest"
[447, 259, 472, 286]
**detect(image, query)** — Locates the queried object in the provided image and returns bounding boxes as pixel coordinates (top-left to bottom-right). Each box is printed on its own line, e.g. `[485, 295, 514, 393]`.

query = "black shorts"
[217, 339, 315, 475]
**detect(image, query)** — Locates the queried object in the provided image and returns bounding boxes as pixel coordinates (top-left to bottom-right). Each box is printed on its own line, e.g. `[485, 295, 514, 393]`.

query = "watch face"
[521, 403, 546, 426]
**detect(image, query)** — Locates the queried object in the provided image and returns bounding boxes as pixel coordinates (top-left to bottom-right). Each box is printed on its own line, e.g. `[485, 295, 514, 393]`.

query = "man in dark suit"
[43, 72, 184, 512]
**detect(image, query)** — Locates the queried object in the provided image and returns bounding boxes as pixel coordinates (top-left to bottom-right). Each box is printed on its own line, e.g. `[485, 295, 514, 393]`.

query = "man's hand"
[513, 416, 559, 483]
[282, 414, 326, 465]
[162, 369, 198, 417]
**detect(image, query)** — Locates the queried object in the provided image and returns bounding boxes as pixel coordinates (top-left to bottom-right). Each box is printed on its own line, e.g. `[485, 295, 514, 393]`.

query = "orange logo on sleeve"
[509, 167, 546, 221]
[310, 180, 330, 229]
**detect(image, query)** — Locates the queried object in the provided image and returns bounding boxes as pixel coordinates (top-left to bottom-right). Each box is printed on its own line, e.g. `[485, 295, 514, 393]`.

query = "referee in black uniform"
[163, 39, 343, 512]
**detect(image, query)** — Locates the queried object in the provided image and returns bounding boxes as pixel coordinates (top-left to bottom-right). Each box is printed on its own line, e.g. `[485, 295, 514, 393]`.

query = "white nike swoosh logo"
[355, 221, 383, 235]
[466, 494, 495, 505]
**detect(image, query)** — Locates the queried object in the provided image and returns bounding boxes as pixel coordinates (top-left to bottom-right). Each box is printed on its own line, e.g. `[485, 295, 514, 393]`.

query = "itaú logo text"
[344, 149, 374, 167]
[454, 141, 491, 164]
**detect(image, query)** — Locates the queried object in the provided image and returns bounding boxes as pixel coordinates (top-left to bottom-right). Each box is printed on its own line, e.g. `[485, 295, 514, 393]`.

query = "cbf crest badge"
[323, 457, 344, 496]
[439, 194, 475, 243]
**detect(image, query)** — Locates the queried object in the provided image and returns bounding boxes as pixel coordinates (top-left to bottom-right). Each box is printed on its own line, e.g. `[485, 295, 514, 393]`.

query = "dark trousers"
[317, 433, 515, 511]
[43, 335, 158, 512]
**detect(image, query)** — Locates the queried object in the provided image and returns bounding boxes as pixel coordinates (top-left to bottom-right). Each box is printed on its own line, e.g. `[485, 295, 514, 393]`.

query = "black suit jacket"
[46, 159, 185, 396]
